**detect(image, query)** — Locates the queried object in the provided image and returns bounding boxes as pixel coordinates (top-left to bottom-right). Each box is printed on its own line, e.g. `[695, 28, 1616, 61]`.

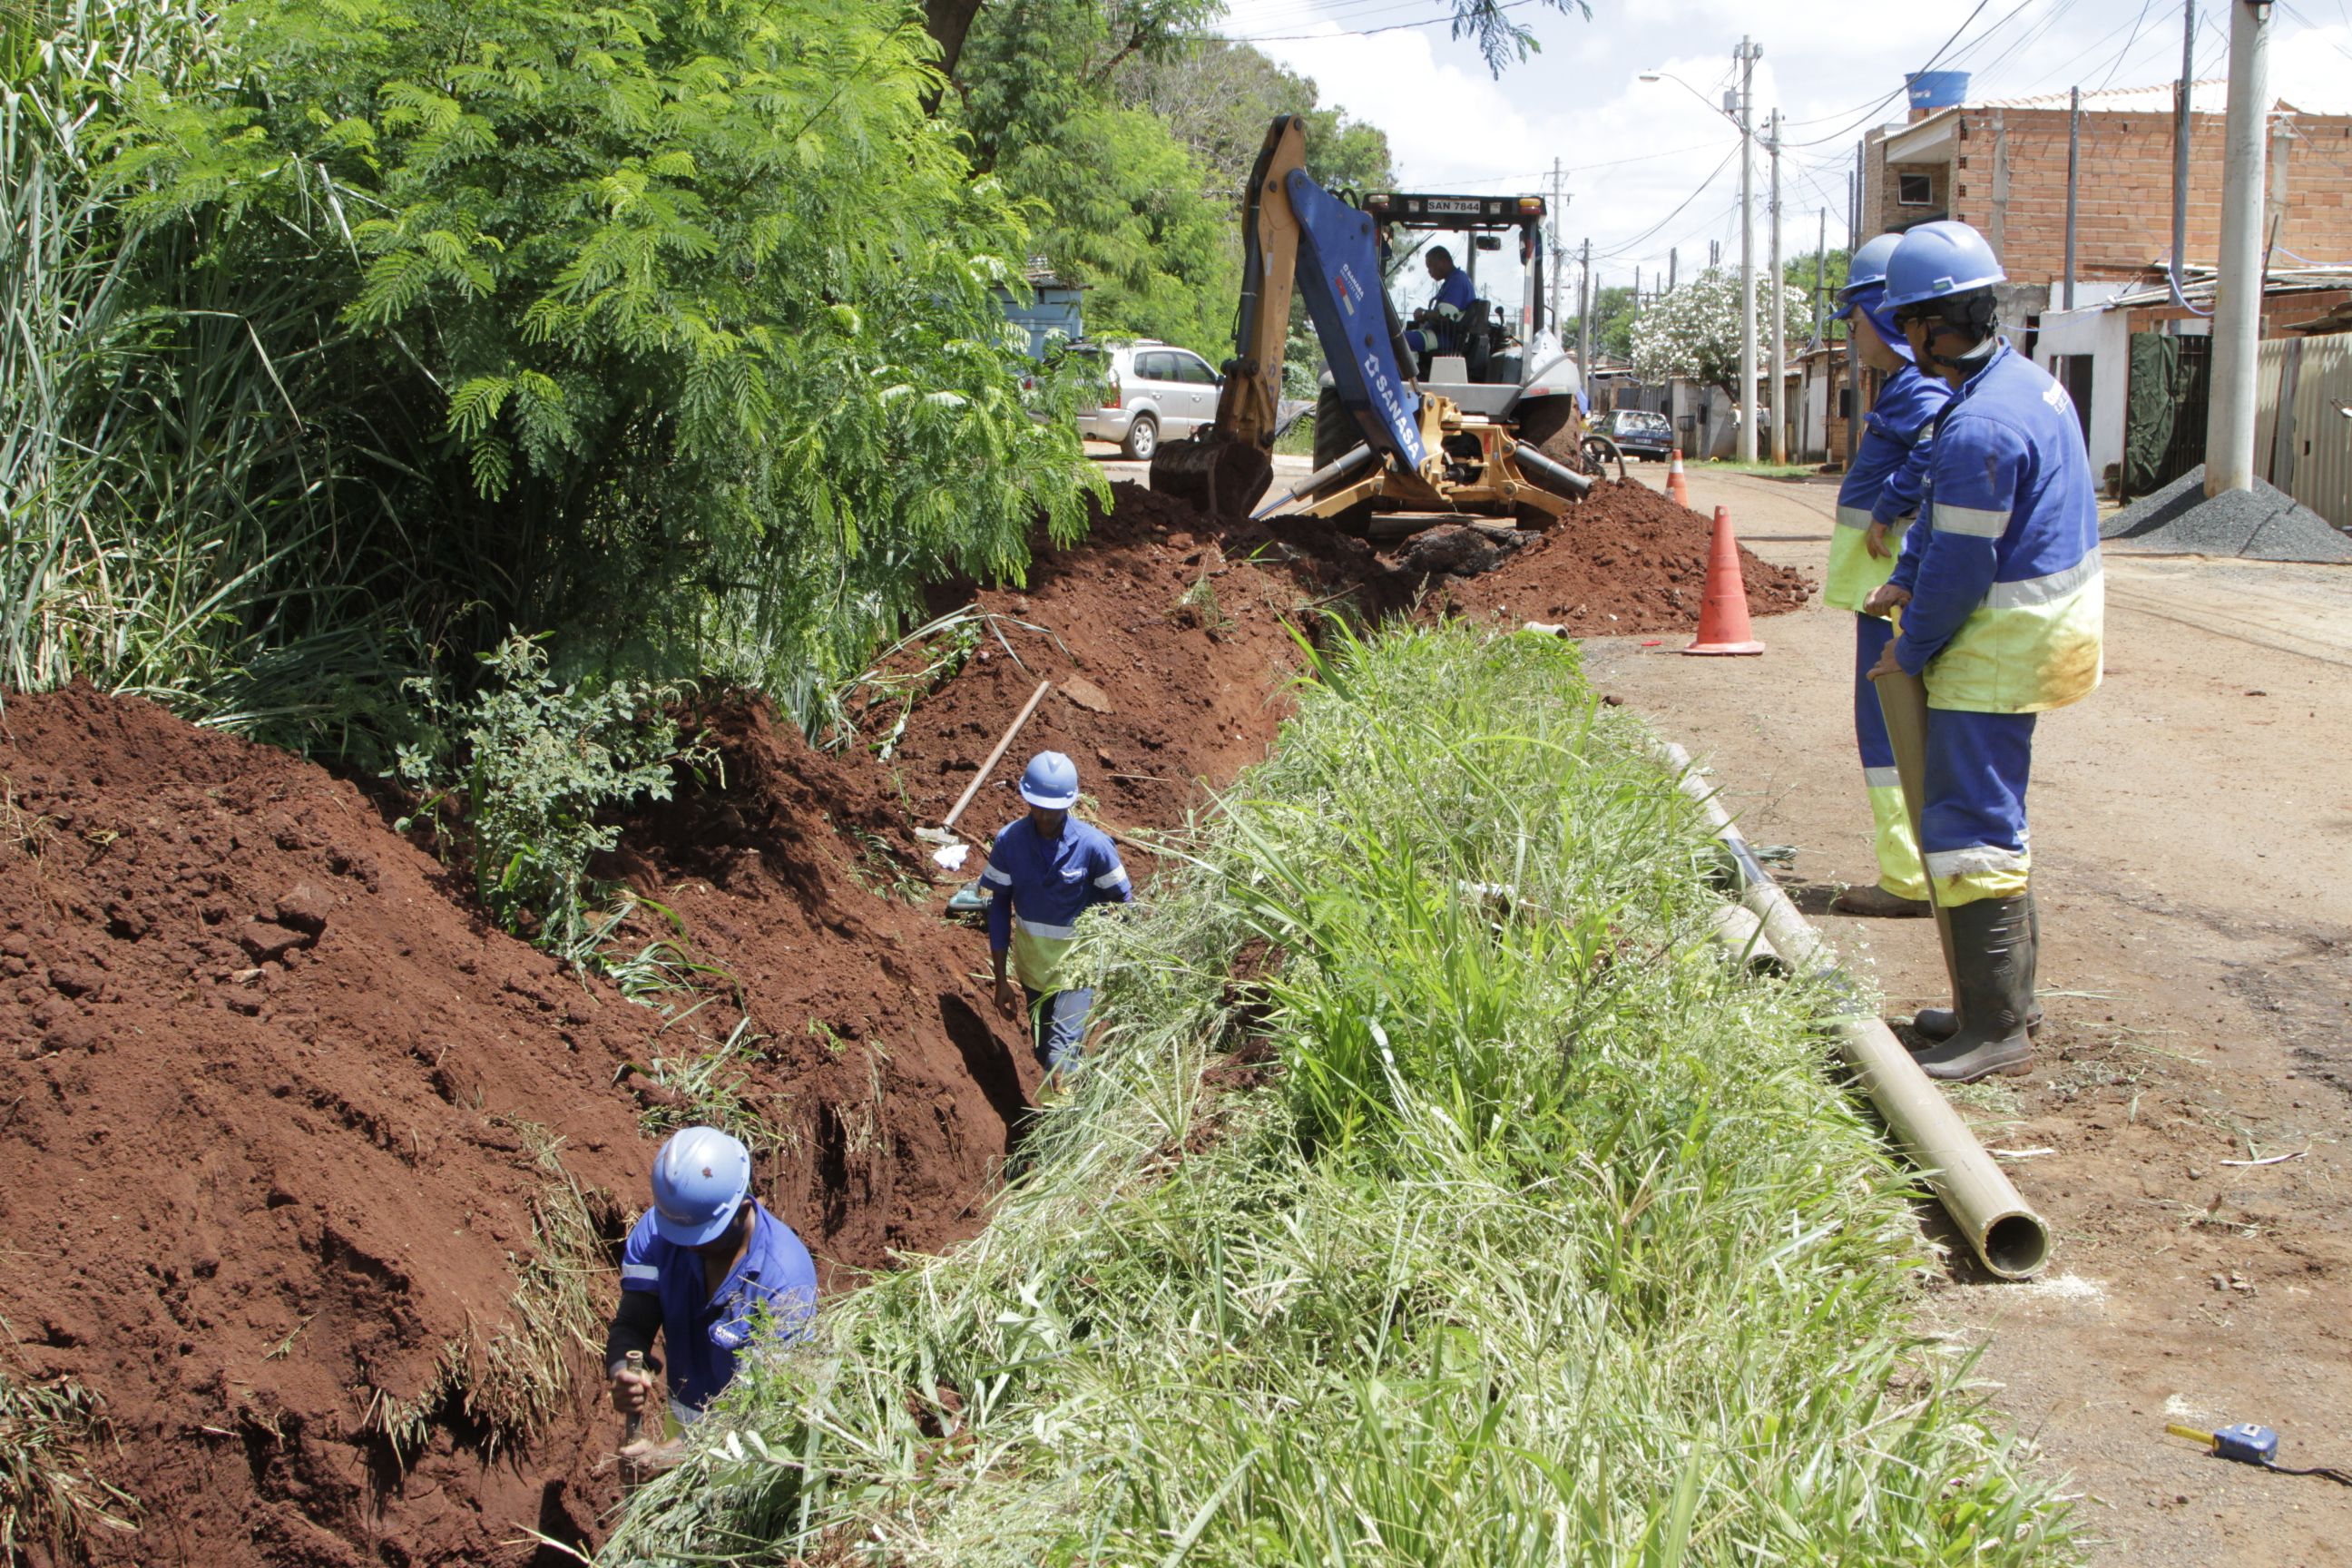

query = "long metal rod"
[942, 679, 1051, 833]
[1655, 740, 2052, 1280]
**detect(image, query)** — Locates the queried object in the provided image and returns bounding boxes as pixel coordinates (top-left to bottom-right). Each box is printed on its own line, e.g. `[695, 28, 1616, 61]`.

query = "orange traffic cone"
[1683, 506, 1766, 656]
[1666, 446, 1691, 509]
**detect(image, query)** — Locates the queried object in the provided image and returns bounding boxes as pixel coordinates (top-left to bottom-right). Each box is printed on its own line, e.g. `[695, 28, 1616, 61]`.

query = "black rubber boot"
[1912, 890, 2042, 1041]
[1914, 893, 2037, 1083]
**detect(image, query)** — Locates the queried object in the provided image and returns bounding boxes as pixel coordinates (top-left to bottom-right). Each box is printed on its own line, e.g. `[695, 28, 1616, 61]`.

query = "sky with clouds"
[1233, 0, 2352, 310]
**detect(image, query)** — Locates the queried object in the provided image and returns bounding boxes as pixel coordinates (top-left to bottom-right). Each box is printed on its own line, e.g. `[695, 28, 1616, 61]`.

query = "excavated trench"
[0, 477, 1805, 1566]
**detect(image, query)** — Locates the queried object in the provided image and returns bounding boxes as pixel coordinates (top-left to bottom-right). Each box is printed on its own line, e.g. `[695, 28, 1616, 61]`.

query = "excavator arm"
[1152, 115, 1589, 524]
[1152, 116, 1425, 516]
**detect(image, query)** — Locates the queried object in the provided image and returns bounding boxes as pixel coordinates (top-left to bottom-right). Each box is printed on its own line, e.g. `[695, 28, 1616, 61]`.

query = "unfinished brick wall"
[1861, 107, 2352, 285]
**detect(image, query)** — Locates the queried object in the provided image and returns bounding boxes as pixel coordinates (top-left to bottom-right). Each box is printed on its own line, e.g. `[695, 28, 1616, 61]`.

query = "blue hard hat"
[1882, 220, 2006, 310]
[1019, 750, 1080, 809]
[1831, 232, 1904, 320]
[649, 1125, 751, 1246]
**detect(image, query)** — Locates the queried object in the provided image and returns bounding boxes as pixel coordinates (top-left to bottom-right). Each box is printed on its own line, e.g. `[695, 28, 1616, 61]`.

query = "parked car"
[1600, 407, 1677, 461]
[1071, 340, 1223, 460]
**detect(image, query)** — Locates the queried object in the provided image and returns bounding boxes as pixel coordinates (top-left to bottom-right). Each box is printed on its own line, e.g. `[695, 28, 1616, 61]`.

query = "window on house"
[1897, 173, 1935, 207]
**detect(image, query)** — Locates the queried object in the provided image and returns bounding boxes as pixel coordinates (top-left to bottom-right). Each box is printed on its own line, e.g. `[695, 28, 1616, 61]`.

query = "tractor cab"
[1361, 190, 1585, 449]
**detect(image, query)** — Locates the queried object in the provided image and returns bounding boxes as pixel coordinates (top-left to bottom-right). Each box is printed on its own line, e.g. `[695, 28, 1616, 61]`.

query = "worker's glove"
[610, 1365, 653, 1416]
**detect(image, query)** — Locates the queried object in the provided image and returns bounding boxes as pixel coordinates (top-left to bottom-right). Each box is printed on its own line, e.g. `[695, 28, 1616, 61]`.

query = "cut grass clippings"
[603, 622, 2076, 1566]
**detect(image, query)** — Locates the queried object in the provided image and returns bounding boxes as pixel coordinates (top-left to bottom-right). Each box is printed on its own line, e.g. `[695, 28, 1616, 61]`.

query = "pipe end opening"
[1982, 1211, 2052, 1280]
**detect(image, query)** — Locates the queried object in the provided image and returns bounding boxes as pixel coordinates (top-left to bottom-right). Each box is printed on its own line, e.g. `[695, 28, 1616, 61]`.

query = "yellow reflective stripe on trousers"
[1824, 508, 1910, 611]
[1925, 844, 2031, 906]
[1865, 782, 1927, 901]
[1924, 565, 2102, 713]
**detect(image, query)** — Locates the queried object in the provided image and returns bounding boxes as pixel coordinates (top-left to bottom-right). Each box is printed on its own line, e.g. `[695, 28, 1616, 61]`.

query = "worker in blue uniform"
[1406, 246, 1477, 358]
[1824, 233, 1947, 918]
[606, 1126, 818, 1439]
[1864, 220, 2102, 1083]
[982, 751, 1132, 1086]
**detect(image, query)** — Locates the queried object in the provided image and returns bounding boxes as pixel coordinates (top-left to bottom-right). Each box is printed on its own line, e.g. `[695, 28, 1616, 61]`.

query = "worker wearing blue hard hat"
[980, 750, 1132, 1088]
[1823, 231, 1946, 919]
[605, 1126, 818, 1437]
[1863, 220, 2103, 1083]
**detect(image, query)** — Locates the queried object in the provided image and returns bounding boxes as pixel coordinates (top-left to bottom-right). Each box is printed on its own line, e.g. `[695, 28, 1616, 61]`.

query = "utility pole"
[2205, 0, 2272, 496]
[2171, 0, 2194, 299]
[1668, 247, 1678, 292]
[1548, 157, 1565, 337]
[1813, 208, 1827, 343]
[1577, 237, 1592, 380]
[1710, 239, 1720, 269]
[1737, 35, 1762, 464]
[2064, 86, 2081, 310]
[1767, 106, 1786, 466]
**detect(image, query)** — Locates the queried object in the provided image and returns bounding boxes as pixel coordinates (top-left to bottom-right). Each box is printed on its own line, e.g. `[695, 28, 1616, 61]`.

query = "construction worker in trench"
[604, 1126, 817, 1459]
[983, 750, 1132, 1087]
[1862, 220, 2102, 1083]
[1823, 232, 1948, 919]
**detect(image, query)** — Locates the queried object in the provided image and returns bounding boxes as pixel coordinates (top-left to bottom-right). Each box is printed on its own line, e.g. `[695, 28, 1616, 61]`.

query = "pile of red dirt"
[1432, 479, 1813, 634]
[0, 467, 1807, 1567]
[860, 478, 1806, 852]
[0, 686, 1030, 1567]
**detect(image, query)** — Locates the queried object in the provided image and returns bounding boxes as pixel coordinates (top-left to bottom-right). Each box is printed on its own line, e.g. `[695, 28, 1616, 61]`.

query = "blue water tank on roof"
[1906, 72, 1969, 113]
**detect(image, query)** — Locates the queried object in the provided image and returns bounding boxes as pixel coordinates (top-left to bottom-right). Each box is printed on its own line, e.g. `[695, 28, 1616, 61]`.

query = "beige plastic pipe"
[1656, 740, 2051, 1280]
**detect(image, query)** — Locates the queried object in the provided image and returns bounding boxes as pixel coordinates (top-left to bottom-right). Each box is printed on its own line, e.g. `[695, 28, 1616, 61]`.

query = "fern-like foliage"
[83, 0, 1103, 736]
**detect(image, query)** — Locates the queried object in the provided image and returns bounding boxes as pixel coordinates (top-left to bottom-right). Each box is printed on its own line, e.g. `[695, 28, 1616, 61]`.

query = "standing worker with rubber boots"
[1824, 233, 1947, 919]
[1863, 220, 2102, 1083]
[982, 751, 1133, 1093]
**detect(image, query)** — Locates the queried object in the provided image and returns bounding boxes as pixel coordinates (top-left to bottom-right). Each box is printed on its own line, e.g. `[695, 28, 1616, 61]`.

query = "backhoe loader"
[1151, 116, 1599, 526]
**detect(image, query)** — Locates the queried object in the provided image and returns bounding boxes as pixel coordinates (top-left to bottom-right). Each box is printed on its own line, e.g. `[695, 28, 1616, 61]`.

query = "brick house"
[1852, 81, 2352, 492]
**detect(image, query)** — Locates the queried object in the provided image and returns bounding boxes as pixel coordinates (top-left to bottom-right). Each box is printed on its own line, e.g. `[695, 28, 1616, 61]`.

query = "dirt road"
[1588, 468, 2352, 1564]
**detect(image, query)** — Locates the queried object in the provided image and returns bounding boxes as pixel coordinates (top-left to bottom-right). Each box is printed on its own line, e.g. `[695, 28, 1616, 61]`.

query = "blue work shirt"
[1826, 364, 1950, 612]
[1427, 268, 1476, 350]
[982, 815, 1131, 994]
[1890, 341, 2102, 712]
[618, 1200, 817, 1413]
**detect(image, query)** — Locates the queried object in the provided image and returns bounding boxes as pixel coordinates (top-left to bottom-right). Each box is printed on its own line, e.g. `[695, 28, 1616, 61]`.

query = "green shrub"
[7, 0, 1103, 754]
[398, 634, 708, 958]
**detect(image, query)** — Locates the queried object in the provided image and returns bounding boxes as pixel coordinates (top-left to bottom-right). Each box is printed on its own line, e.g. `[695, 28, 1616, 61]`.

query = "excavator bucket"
[1150, 427, 1273, 520]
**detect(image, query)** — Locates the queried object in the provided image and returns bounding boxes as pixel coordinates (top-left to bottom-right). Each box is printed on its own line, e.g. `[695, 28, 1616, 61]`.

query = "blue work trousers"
[1023, 986, 1094, 1073]
[1920, 707, 2037, 906]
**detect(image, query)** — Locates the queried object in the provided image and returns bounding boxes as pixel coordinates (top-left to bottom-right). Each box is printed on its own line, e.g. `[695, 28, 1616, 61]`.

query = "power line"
[1593, 144, 1740, 260]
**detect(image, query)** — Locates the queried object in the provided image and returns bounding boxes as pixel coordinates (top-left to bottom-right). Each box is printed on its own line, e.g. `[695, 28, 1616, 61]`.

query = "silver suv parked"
[1073, 340, 1222, 460]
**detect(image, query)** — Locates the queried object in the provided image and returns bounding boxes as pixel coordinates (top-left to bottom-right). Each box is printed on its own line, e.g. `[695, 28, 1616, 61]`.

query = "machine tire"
[1312, 385, 1355, 471]
[1580, 435, 1627, 484]
[1122, 414, 1159, 462]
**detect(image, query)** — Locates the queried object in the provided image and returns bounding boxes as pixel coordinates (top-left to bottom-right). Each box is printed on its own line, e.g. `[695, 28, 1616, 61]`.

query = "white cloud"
[1233, 0, 2352, 292]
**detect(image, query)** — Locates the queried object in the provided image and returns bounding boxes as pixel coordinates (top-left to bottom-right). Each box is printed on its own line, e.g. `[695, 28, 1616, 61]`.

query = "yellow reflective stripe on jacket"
[1824, 507, 1912, 612]
[1011, 915, 1078, 994]
[1923, 564, 2103, 714]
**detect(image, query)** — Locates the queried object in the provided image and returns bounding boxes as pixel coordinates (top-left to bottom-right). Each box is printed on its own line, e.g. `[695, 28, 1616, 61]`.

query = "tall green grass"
[603, 624, 2074, 1566]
